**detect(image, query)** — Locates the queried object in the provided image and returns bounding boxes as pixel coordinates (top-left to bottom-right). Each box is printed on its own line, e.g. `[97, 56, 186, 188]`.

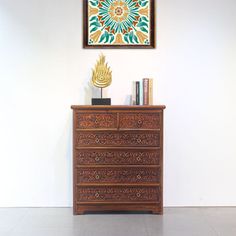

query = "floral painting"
[83, 0, 155, 48]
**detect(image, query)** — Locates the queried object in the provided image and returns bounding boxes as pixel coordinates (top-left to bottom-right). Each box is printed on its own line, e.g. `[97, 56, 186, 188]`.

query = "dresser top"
[71, 105, 166, 110]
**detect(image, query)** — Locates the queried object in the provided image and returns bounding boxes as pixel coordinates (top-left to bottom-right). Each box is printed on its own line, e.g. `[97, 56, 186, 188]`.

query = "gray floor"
[0, 207, 236, 236]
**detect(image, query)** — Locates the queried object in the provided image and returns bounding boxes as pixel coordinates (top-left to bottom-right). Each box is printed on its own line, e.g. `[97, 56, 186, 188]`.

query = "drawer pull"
[95, 175, 100, 180]
[137, 174, 142, 180]
[95, 156, 100, 162]
[95, 192, 100, 198]
[136, 193, 141, 198]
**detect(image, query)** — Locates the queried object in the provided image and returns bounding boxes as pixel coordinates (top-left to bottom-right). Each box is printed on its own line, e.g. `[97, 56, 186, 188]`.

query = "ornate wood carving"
[75, 112, 117, 129]
[76, 186, 160, 202]
[75, 149, 160, 165]
[71, 106, 165, 215]
[76, 131, 160, 147]
[77, 167, 160, 183]
[119, 113, 160, 129]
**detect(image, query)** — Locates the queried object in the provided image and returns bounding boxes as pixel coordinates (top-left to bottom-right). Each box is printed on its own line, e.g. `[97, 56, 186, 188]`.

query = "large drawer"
[76, 130, 160, 147]
[74, 112, 117, 129]
[76, 186, 161, 203]
[77, 167, 161, 184]
[75, 149, 161, 165]
[119, 112, 161, 130]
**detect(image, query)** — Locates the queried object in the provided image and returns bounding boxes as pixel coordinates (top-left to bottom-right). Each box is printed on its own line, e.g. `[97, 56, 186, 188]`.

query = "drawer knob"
[136, 193, 141, 198]
[137, 174, 142, 180]
[137, 120, 143, 125]
[95, 156, 100, 162]
[95, 192, 100, 198]
[95, 175, 100, 180]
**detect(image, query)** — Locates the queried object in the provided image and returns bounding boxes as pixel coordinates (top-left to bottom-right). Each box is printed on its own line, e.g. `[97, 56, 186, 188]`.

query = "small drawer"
[119, 112, 161, 129]
[76, 131, 160, 147]
[77, 167, 161, 184]
[75, 149, 161, 165]
[75, 112, 117, 129]
[76, 186, 161, 203]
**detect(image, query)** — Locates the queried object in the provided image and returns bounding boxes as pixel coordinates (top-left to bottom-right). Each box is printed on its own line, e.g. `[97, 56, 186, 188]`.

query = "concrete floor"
[0, 207, 236, 236]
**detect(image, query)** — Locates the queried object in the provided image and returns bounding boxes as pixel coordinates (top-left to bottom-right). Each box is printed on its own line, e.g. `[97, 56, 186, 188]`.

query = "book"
[136, 81, 140, 105]
[132, 81, 136, 105]
[143, 78, 149, 105]
[149, 78, 153, 105]
[139, 81, 143, 105]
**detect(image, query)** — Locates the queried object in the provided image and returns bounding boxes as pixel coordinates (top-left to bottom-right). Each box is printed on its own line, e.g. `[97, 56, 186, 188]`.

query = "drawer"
[76, 131, 160, 147]
[76, 186, 160, 203]
[75, 149, 161, 165]
[119, 112, 161, 129]
[77, 167, 161, 184]
[74, 112, 117, 129]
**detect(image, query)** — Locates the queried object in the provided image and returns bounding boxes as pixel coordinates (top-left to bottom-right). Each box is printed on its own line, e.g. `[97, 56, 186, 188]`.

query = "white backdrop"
[0, 0, 236, 207]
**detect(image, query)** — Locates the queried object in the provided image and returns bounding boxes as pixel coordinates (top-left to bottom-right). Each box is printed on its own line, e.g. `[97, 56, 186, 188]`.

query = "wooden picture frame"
[83, 0, 155, 49]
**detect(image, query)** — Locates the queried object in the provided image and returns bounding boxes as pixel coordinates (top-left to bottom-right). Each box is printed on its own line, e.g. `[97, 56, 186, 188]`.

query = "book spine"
[139, 80, 143, 105]
[136, 81, 140, 105]
[149, 78, 153, 105]
[132, 81, 136, 105]
[143, 78, 149, 105]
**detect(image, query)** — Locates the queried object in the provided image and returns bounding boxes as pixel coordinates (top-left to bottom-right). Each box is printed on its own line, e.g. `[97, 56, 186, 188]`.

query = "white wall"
[0, 0, 236, 207]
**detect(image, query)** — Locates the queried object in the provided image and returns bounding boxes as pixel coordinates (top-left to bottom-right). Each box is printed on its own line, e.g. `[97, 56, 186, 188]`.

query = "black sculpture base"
[92, 98, 111, 105]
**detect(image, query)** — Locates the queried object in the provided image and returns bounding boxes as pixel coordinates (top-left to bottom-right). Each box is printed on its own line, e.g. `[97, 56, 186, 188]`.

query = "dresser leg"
[74, 209, 86, 215]
[152, 208, 163, 214]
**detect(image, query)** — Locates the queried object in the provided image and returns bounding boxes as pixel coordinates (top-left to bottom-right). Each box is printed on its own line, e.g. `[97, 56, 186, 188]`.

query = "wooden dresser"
[71, 105, 165, 214]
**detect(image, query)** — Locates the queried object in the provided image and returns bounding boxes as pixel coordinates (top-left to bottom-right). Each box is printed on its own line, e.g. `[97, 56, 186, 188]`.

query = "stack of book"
[132, 78, 153, 105]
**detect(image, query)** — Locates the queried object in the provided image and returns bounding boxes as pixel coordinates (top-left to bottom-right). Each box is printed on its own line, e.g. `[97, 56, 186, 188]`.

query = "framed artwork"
[83, 0, 155, 48]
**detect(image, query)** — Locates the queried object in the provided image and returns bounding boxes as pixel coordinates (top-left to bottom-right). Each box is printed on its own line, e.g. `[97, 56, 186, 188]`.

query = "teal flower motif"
[88, 0, 151, 45]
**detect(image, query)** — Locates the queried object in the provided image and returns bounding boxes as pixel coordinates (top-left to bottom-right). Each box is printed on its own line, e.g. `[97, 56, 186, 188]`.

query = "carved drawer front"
[76, 131, 160, 147]
[76, 186, 160, 202]
[119, 112, 161, 129]
[77, 167, 160, 184]
[75, 112, 117, 129]
[75, 149, 161, 165]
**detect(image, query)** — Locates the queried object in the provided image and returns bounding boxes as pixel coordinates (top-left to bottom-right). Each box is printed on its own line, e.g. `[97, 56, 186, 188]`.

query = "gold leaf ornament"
[92, 54, 112, 88]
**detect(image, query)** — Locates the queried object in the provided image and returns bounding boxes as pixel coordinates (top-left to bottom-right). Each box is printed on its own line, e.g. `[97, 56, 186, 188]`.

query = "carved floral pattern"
[72, 107, 164, 214]
[77, 186, 160, 202]
[77, 167, 160, 183]
[76, 131, 160, 146]
[75, 112, 117, 129]
[119, 113, 160, 129]
[76, 149, 160, 165]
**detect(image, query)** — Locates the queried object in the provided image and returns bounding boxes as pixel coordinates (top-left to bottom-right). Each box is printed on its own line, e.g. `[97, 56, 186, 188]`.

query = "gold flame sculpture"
[92, 54, 112, 98]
